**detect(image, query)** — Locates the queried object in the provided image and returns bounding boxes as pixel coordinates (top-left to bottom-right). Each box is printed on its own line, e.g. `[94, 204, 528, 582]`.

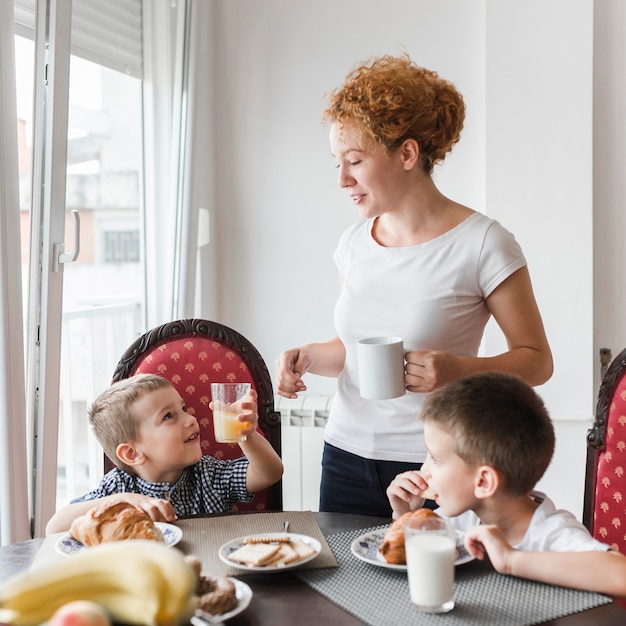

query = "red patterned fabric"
[592, 374, 626, 552]
[130, 335, 268, 512]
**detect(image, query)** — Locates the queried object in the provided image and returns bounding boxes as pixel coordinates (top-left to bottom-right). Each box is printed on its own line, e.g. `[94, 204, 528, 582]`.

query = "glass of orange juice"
[210, 383, 252, 443]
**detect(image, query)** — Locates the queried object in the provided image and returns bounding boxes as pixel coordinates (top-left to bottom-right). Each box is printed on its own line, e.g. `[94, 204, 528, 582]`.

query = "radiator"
[275, 395, 332, 511]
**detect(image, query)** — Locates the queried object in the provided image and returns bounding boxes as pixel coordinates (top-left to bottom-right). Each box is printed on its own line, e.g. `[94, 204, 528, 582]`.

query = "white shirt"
[327, 212, 527, 462]
[442, 491, 610, 552]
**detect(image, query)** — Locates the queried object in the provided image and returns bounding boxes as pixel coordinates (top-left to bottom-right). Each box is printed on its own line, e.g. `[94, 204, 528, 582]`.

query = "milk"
[405, 532, 455, 612]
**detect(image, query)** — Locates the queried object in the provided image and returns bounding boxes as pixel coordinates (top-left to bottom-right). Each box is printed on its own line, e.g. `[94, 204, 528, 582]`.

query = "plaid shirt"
[72, 455, 253, 516]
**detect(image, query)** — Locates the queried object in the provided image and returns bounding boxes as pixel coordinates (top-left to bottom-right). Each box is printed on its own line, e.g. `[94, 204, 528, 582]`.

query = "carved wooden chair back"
[109, 318, 282, 511]
[583, 347, 626, 552]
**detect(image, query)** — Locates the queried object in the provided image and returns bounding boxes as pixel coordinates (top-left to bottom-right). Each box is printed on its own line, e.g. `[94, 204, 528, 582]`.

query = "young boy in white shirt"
[387, 371, 626, 598]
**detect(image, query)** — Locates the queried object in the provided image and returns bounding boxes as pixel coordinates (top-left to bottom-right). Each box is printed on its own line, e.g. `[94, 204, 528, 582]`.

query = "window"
[6, 0, 189, 540]
[13, 0, 147, 521]
[103, 231, 140, 264]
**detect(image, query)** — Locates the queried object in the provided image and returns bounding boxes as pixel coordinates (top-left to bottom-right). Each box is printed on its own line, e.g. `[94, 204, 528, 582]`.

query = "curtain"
[0, 0, 30, 546]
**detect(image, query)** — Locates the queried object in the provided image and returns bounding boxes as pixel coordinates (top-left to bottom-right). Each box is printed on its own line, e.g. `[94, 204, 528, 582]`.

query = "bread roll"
[378, 508, 440, 565]
[196, 573, 238, 615]
[69, 500, 165, 546]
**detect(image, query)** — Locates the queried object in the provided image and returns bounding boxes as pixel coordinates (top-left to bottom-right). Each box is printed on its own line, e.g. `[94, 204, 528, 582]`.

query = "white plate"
[350, 527, 474, 571]
[194, 578, 252, 625]
[218, 533, 322, 572]
[55, 522, 183, 556]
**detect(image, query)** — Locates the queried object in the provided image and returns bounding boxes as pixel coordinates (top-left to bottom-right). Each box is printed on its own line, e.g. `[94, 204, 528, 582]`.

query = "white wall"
[197, 0, 626, 520]
[593, 0, 626, 391]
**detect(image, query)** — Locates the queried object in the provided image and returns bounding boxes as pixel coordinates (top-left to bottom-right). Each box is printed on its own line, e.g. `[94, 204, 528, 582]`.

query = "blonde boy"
[47, 374, 283, 534]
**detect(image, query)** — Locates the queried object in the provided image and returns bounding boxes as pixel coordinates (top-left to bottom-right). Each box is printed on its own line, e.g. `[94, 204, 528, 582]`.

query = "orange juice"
[211, 382, 252, 443]
[213, 407, 250, 443]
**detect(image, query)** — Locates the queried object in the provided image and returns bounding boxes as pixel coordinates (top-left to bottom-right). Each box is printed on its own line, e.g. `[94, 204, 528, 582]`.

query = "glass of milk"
[404, 516, 455, 613]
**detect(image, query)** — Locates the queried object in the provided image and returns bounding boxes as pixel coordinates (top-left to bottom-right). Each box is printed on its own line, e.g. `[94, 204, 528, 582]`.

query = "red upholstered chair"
[583, 347, 626, 553]
[109, 318, 282, 512]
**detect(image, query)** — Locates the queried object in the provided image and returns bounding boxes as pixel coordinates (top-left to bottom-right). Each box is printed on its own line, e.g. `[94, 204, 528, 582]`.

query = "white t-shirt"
[441, 491, 610, 552]
[327, 211, 526, 462]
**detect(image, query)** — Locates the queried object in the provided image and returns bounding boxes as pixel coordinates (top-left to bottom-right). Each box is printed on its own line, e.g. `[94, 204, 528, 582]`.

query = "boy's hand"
[463, 524, 516, 574]
[237, 388, 259, 439]
[386, 470, 431, 519]
[112, 494, 177, 523]
[209, 388, 259, 441]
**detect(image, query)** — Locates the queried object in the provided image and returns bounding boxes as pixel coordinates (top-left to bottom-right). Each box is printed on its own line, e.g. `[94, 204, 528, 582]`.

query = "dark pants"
[319, 442, 433, 518]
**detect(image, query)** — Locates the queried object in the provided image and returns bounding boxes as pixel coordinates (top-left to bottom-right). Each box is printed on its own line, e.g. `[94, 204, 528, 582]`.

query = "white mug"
[356, 336, 406, 400]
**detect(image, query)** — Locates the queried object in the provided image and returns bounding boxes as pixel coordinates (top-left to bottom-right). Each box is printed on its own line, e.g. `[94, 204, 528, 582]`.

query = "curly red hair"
[323, 54, 465, 173]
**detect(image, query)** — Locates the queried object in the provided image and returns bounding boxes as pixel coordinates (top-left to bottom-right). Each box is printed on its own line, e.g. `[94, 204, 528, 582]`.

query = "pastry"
[184, 556, 238, 616]
[196, 573, 238, 615]
[69, 500, 165, 546]
[378, 508, 441, 565]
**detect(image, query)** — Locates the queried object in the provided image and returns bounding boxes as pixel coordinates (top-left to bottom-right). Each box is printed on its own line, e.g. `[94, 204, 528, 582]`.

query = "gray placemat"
[297, 526, 613, 626]
[176, 511, 338, 576]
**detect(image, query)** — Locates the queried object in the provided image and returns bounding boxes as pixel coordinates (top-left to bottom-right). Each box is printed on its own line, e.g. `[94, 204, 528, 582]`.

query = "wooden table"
[1, 512, 624, 625]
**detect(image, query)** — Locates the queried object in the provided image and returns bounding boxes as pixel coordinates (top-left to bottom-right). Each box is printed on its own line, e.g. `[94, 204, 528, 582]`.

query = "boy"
[46, 374, 283, 534]
[387, 371, 626, 598]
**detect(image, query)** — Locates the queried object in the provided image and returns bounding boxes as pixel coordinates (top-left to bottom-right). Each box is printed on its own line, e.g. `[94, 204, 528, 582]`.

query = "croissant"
[69, 500, 165, 546]
[378, 508, 440, 564]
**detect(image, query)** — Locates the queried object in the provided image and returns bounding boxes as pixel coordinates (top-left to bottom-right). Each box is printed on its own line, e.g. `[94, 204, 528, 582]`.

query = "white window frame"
[0, 1, 30, 545]
[2, 0, 194, 541]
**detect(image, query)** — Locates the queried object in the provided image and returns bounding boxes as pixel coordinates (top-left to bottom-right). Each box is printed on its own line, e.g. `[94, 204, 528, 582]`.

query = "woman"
[276, 54, 553, 517]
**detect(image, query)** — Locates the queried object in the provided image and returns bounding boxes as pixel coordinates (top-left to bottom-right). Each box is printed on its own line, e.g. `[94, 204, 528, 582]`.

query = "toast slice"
[263, 542, 302, 566]
[243, 535, 290, 544]
[290, 539, 317, 560]
[227, 542, 280, 567]
[419, 485, 437, 500]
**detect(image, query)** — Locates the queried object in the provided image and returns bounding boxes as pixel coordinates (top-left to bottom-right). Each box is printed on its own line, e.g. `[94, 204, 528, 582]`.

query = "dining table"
[1, 510, 625, 626]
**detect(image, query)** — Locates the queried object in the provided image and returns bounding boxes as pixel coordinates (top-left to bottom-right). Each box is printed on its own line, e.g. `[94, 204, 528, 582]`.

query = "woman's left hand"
[404, 349, 464, 393]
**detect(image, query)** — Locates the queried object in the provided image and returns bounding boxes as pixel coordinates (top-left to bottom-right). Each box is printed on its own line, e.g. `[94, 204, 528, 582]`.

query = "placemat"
[176, 511, 338, 576]
[31, 533, 67, 570]
[297, 525, 613, 626]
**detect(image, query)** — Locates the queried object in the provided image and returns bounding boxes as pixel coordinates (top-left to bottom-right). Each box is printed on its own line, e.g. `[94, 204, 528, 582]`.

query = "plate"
[194, 578, 252, 625]
[350, 527, 474, 570]
[218, 533, 322, 572]
[55, 522, 183, 556]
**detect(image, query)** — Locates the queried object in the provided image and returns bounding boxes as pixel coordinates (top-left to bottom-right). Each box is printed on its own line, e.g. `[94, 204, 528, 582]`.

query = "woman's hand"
[275, 347, 311, 398]
[275, 337, 346, 398]
[404, 350, 464, 393]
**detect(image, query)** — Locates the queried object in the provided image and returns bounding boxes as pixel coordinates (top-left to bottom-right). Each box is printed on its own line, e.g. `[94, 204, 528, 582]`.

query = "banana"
[0, 540, 196, 626]
[139, 539, 200, 624]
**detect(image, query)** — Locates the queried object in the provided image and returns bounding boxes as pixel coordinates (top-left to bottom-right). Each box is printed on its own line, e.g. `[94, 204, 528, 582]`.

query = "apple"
[48, 601, 111, 626]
